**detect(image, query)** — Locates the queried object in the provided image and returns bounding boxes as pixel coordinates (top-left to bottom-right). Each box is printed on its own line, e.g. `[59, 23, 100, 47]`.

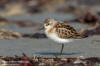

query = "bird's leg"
[60, 44, 64, 55]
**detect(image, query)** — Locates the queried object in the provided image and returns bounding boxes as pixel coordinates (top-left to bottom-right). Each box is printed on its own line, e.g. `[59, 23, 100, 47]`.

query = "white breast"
[46, 33, 73, 43]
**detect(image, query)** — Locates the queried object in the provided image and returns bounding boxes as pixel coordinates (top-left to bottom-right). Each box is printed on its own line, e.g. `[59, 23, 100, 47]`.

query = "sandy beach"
[0, 0, 99, 58]
[0, 13, 99, 57]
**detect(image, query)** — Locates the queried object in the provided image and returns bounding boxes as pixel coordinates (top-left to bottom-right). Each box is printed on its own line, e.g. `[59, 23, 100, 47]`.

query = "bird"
[43, 18, 85, 55]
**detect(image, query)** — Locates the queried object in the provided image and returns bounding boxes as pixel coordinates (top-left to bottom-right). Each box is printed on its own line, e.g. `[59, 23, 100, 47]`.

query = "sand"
[0, 12, 99, 57]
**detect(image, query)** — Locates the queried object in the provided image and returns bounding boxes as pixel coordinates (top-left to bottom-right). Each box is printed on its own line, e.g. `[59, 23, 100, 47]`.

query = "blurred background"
[0, 0, 100, 57]
[0, 0, 100, 19]
[0, 0, 100, 33]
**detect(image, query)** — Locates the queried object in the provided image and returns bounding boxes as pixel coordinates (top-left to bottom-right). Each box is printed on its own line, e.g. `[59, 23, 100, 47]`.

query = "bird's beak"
[38, 26, 44, 30]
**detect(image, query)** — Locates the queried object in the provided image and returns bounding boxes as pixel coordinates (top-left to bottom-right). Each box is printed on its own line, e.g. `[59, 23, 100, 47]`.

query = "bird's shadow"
[35, 52, 82, 56]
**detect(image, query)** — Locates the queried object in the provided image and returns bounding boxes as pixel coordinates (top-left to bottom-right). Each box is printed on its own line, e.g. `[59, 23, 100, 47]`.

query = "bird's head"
[44, 18, 56, 29]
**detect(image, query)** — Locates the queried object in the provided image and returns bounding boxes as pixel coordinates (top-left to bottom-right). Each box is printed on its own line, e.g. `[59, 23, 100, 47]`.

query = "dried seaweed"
[0, 53, 100, 66]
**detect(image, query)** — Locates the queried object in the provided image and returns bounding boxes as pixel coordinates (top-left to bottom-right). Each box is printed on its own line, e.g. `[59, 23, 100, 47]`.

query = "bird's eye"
[46, 22, 51, 26]
[45, 22, 52, 26]
[48, 23, 50, 25]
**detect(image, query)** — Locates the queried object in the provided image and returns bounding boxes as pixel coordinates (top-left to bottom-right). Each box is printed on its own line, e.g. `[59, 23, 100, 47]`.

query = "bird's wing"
[55, 22, 80, 39]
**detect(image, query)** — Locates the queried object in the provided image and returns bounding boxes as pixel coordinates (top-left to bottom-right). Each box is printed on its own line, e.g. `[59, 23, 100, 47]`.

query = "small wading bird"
[42, 18, 85, 55]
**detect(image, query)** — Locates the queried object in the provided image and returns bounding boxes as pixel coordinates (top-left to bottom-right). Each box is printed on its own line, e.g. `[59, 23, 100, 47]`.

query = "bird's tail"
[75, 32, 87, 39]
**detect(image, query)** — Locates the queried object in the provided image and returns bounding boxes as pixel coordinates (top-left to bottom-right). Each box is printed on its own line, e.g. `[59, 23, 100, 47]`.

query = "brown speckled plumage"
[44, 18, 85, 55]
[44, 18, 84, 39]
[54, 22, 84, 39]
